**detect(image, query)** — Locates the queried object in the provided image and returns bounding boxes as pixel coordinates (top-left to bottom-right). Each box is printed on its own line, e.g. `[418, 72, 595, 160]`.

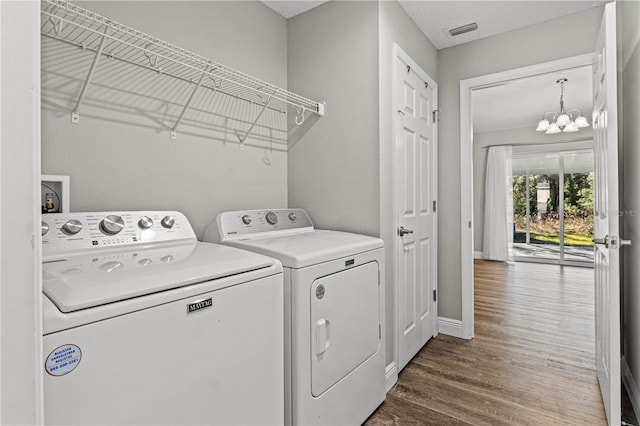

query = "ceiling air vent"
[446, 22, 478, 37]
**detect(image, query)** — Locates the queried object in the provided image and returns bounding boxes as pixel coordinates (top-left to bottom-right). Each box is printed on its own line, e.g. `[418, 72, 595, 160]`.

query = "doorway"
[459, 53, 594, 339]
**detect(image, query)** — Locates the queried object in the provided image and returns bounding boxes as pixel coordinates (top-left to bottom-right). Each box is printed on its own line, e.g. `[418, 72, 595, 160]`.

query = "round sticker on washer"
[45, 344, 82, 376]
[316, 284, 325, 299]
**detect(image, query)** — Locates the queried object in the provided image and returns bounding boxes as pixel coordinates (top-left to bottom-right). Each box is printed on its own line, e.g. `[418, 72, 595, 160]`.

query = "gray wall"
[620, 0, 640, 409]
[437, 6, 604, 320]
[41, 1, 288, 238]
[287, 0, 437, 369]
[473, 127, 593, 253]
[378, 0, 438, 367]
[287, 1, 380, 237]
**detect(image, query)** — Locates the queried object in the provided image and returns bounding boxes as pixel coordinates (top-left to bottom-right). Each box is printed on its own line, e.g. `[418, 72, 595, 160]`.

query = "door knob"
[595, 236, 632, 249]
[594, 235, 609, 248]
[398, 226, 414, 237]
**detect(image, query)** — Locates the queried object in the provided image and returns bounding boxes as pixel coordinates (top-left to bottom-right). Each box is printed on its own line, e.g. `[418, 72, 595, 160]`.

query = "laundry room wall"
[287, 1, 380, 237]
[41, 1, 288, 238]
[437, 5, 604, 321]
[472, 128, 593, 255]
[619, 0, 640, 413]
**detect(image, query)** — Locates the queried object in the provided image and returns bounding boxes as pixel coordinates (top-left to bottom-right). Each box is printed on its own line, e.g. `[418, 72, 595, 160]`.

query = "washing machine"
[41, 211, 284, 425]
[204, 208, 386, 425]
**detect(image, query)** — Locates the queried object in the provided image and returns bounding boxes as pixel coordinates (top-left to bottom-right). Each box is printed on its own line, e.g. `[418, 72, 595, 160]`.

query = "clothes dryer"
[204, 209, 385, 425]
[42, 211, 284, 425]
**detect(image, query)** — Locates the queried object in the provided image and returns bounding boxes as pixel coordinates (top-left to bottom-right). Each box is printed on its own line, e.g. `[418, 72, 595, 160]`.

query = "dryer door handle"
[316, 318, 331, 356]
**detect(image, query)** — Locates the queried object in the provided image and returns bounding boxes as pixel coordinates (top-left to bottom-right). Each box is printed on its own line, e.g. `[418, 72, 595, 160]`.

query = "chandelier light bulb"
[563, 121, 579, 132]
[536, 119, 550, 131]
[575, 115, 590, 128]
[557, 113, 571, 127]
[546, 122, 561, 134]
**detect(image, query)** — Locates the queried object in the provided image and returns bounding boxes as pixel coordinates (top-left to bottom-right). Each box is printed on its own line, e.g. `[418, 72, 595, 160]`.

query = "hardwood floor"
[366, 260, 607, 425]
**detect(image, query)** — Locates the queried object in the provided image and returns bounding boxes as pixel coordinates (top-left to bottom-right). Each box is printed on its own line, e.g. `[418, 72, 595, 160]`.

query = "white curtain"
[483, 146, 513, 261]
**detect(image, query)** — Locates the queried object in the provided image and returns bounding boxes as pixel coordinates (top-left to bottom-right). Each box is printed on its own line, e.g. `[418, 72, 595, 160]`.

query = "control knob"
[265, 211, 278, 225]
[100, 215, 125, 235]
[161, 215, 176, 229]
[61, 219, 83, 235]
[242, 215, 252, 225]
[138, 216, 153, 229]
[288, 212, 297, 222]
[42, 221, 50, 236]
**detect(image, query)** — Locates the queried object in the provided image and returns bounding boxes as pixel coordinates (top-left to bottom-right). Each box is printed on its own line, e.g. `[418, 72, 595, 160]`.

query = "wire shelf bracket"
[40, 0, 325, 141]
[71, 25, 109, 123]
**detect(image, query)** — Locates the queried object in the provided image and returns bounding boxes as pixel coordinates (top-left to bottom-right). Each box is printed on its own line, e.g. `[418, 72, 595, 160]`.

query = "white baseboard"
[438, 317, 464, 338]
[622, 357, 640, 422]
[385, 362, 398, 392]
[474, 251, 483, 259]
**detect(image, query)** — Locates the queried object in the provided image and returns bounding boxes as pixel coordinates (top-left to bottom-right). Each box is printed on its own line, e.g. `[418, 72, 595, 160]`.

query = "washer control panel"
[42, 211, 195, 258]
[213, 209, 314, 241]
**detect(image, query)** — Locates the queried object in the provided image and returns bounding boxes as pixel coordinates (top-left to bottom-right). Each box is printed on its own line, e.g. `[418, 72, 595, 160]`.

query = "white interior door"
[393, 45, 438, 372]
[593, 3, 624, 425]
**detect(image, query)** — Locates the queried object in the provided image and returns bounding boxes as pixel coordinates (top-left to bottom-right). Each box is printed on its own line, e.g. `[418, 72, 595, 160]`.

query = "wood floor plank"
[365, 393, 473, 426]
[366, 260, 608, 425]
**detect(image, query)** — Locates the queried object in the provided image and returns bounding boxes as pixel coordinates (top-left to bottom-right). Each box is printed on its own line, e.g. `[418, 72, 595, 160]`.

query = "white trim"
[0, 2, 43, 422]
[459, 53, 594, 342]
[474, 251, 483, 259]
[438, 317, 464, 338]
[385, 362, 398, 393]
[622, 357, 640, 423]
[392, 43, 400, 377]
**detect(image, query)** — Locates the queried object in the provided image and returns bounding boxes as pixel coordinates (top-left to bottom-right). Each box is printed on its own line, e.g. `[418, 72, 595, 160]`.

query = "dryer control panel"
[207, 209, 314, 242]
[42, 211, 195, 259]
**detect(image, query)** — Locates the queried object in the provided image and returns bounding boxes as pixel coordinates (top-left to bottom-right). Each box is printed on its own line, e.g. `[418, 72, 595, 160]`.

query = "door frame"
[459, 53, 593, 339]
[0, 1, 44, 423]
[392, 43, 439, 373]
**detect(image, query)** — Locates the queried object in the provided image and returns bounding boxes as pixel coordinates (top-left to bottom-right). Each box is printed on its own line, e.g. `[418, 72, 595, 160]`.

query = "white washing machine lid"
[43, 242, 277, 313]
[227, 230, 383, 269]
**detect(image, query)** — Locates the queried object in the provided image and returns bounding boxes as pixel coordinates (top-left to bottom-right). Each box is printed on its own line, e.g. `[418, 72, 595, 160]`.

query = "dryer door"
[310, 261, 380, 397]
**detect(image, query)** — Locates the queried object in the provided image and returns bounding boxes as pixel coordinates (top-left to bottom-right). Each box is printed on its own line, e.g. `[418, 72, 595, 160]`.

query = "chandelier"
[535, 78, 590, 134]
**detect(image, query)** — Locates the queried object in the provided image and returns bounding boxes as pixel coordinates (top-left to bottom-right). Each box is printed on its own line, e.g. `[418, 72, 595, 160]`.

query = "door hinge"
[433, 290, 437, 302]
[433, 109, 440, 123]
[379, 324, 382, 339]
[433, 200, 437, 212]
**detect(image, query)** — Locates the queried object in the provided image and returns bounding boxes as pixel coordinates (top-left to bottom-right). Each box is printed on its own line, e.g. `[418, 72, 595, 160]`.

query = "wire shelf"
[40, 0, 324, 143]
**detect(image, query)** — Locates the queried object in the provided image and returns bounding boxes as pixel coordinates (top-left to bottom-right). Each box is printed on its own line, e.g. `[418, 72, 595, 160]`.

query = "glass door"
[562, 151, 595, 262]
[512, 150, 594, 265]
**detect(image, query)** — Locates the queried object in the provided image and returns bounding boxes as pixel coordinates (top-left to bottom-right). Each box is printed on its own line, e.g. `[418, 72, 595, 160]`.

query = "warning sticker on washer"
[45, 344, 82, 376]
